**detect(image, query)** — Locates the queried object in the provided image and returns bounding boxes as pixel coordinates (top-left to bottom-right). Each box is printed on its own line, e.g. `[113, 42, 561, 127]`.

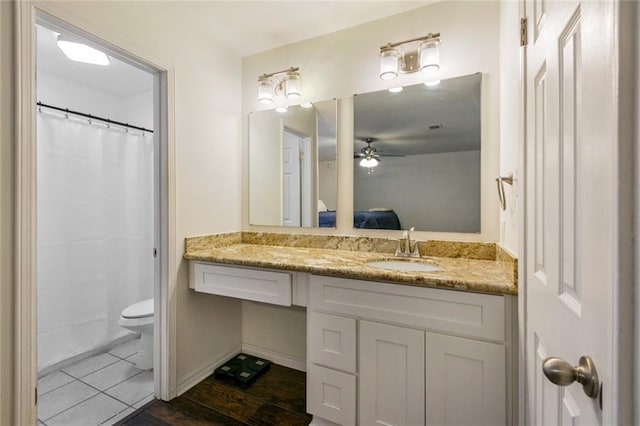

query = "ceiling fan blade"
[377, 153, 405, 157]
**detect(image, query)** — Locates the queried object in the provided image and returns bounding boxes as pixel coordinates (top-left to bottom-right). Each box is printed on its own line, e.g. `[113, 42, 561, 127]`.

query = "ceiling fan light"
[379, 46, 399, 80]
[285, 70, 302, 99]
[419, 40, 440, 73]
[57, 36, 110, 66]
[258, 76, 273, 104]
[359, 157, 379, 168]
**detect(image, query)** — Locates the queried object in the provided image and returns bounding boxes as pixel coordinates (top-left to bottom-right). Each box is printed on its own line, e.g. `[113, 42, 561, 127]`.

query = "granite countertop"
[184, 232, 518, 296]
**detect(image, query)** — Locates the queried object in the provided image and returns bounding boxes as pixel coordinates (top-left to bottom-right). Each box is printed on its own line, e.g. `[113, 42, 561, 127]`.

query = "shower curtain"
[37, 111, 154, 373]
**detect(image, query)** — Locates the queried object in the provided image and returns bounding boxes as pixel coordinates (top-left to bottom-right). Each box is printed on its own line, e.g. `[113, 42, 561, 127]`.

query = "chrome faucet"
[395, 227, 420, 258]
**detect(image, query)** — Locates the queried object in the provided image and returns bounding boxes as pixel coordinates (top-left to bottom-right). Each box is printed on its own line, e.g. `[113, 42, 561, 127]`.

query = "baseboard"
[38, 332, 140, 377]
[241, 343, 306, 372]
[176, 344, 241, 396]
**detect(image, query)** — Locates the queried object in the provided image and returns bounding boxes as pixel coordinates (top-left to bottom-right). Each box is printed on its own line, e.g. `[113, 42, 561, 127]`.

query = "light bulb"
[379, 46, 399, 80]
[285, 70, 301, 99]
[258, 76, 273, 104]
[419, 40, 440, 73]
[359, 157, 379, 168]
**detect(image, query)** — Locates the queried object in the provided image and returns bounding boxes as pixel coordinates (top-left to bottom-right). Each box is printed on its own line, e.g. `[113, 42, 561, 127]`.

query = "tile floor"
[38, 338, 154, 426]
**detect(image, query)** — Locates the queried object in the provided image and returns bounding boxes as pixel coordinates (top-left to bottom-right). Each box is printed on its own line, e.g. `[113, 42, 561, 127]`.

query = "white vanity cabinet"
[307, 275, 514, 426]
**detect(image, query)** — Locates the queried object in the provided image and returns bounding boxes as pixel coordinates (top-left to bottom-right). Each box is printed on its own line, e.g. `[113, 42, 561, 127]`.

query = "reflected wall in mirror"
[353, 73, 481, 232]
[249, 99, 337, 227]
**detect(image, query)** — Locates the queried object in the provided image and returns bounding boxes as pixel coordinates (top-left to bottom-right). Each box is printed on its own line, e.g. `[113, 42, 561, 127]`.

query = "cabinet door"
[426, 333, 505, 426]
[359, 321, 424, 426]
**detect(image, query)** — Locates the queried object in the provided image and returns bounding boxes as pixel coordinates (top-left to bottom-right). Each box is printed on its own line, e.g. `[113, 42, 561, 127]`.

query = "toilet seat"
[122, 298, 154, 319]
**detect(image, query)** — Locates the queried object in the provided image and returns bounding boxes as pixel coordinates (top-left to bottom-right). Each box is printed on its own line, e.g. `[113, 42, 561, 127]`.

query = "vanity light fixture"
[379, 33, 440, 80]
[257, 67, 302, 104]
[57, 34, 110, 66]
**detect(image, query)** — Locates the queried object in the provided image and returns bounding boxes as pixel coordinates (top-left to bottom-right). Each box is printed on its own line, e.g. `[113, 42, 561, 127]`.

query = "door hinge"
[153, 248, 158, 258]
[520, 17, 528, 46]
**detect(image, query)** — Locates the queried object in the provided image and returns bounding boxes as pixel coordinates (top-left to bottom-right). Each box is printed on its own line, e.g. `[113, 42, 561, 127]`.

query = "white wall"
[32, 0, 244, 394]
[241, 0, 502, 365]
[499, 0, 520, 255]
[0, 0, 15, 422]
[354, 150, 481, 232]
[36, 71, 154, 371]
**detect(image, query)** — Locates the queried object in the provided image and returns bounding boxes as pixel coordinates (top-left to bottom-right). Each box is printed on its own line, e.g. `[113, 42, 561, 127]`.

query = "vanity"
[185, 232, 517, 426]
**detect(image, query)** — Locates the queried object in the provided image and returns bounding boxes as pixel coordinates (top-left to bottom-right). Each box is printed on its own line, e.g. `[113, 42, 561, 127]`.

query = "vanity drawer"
[190, 262, 291, 306]
[309, 311, 357, 373]
[309, 275, 505, 341]
[308, 364, 356, 426]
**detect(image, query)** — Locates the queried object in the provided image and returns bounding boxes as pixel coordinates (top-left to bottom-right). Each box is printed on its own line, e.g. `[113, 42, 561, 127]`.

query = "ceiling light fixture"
[424, 79, 441, 87]
[275, 106, 288, 113]
[257, 67, 301, 104]
[301, 102, 313, 108]
[359, 156, 379, 168]
[388, 86, 404, 93]
[379, 33, 440, 80]
[57, 35, 110, 66]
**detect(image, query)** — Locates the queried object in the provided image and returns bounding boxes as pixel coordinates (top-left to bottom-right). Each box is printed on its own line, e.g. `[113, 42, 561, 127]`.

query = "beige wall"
[499, 0, 521, 255]
[24, 0, 244, 395]
[1, 1, 15, 423]
[240, 1, 503, 361]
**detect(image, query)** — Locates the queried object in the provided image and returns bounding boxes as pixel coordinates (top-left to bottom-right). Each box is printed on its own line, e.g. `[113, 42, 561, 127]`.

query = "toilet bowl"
[119, 298, 154, 370]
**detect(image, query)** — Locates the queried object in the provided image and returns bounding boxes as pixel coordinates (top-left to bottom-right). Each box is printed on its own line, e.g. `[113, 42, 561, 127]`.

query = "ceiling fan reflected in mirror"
[354, 137, 405, 170]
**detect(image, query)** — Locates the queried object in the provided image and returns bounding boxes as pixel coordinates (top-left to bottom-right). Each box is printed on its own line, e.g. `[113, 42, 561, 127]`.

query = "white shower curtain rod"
[37, 101, 154, 133]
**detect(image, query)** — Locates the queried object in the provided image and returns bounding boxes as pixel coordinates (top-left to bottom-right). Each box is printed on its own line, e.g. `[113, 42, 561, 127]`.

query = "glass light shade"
[301, 102, 313, 108]
[419, 40, 440, 72]
[57, 38, 109, 66]
[275, 106, 288, 113]
[285, 71, 301, 99]
[388, 86, 403, 93]
[379, 47, 399, 80]
[424, 79, 441, 87]
[359, 157, 379, 168]
[258, 77, 273, 104]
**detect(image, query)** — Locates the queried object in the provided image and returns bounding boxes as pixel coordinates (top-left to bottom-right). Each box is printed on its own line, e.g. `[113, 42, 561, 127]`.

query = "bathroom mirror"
[353, 73, 481, 232]
[249, 99, 337, 227]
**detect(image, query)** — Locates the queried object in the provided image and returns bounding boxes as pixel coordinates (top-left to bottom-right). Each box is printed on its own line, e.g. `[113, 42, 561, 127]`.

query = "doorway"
[34, 17, 165, 425]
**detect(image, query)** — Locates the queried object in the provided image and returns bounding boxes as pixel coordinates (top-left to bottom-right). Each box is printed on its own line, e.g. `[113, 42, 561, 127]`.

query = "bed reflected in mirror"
[249, 99, 337, 228]
[353, 73, 482, 232]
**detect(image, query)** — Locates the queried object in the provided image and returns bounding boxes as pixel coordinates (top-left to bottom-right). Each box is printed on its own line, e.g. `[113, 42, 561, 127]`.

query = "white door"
[282, 129, 301, 226]
[524, 0, 621, 423]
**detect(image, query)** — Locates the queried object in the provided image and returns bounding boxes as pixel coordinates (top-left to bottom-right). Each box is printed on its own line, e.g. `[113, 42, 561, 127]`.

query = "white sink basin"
[366, 260, 441, 273]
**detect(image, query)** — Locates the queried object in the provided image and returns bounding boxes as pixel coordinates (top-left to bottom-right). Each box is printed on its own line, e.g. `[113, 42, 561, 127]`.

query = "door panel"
[359, 321, 424, 426]
[525, 0, 617, 423]
[426, 333, 505, 426]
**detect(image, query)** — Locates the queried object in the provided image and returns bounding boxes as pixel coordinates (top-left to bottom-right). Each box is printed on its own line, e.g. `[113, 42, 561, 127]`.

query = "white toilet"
[119, 298, 154, 370]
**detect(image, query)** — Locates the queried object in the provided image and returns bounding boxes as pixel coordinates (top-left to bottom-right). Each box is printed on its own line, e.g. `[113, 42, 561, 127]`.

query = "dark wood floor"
[117, 364, 312, 425]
